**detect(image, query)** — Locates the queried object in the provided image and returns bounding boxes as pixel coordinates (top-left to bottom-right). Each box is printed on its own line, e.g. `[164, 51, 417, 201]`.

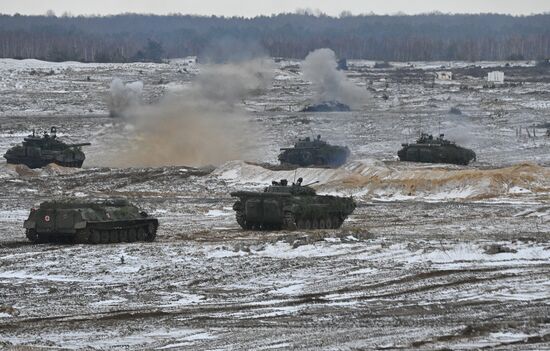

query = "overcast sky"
[1, 0, 549, 17]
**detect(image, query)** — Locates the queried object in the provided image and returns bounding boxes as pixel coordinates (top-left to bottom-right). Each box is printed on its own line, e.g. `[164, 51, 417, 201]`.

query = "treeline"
[0, 13, 549, 62]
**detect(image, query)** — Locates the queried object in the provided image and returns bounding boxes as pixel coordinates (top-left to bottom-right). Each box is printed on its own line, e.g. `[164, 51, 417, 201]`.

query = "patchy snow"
[0, 58, 549, 350]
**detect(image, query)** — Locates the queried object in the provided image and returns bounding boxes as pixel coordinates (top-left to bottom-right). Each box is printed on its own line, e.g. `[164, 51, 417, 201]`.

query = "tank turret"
[398, 133, 476, 165]
[3, 127, 91, 168]
[230, 178, 356, 231]
[278, 135, 350, 167]
[23, 198, 159, 244]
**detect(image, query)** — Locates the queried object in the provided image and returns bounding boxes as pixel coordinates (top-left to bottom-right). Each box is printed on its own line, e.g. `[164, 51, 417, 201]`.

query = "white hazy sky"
[1, 0, 549, 17]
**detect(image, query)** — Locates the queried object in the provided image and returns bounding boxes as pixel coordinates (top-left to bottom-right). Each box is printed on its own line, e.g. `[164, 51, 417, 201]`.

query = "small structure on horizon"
[436, 71, 453, 81]
[487, 71, 505, 83]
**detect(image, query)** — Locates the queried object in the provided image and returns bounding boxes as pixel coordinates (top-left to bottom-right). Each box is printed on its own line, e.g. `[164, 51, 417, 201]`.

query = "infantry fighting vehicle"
[3, 127, 90, 168]
[24, 198, 158, 244]
[398, 133, 476, 165]
[278, 135, 350, 167]
[231, 178, 356, 231]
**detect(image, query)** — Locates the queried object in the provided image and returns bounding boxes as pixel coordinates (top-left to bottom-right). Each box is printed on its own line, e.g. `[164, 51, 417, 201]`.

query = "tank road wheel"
[136, 227, 147, 241]
[236, 212, 249, 230]
[127, 228, 137, 243]
[37, 233, 50, 243]
[318, 218, 326, 229]
[283, 212, 297, 231]
[325, 217, 332, 230]
[25, 229, 38, 243]
[332, 216, 343, 229]
[109, 230, 119, 243]
[74, 229, 89, 244]
[89, 230, 101, 244]
[100, 230, 110, 244]
[146, 223, 157, 242]
[119, 229, 128, 243]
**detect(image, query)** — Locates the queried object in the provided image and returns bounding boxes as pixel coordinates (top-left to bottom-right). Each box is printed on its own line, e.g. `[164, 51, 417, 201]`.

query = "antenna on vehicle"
[293, 169, 297, 184]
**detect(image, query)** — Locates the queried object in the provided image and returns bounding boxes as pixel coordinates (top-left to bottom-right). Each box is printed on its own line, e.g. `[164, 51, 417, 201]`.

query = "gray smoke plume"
[301, 48, 367, 108]
[190, 59, 275, 104]
[102, 59, 275, 167]
[107, 78, 143, 117]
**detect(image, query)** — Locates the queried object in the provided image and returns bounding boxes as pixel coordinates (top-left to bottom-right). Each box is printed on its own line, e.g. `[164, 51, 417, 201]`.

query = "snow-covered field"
[0, 58, 549, 350]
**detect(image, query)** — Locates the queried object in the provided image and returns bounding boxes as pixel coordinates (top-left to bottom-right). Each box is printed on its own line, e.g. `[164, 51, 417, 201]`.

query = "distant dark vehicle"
[278, 135, 350, 167]
[449, 107, 462, 115]
[3, 127, 90, 168]
[24, 198, 158, 244]
[231, 178, 356, 231]
[373, 61, 392, 69]
[398, 133, 476, 165]
[337, 58, 348, 70]
[301, 101, 351, 112]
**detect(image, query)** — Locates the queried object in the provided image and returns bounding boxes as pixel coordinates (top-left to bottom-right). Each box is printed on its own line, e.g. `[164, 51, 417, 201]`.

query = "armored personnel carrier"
[398, 133, 476, 165]
[23, 198, 158, 244]
[3, 127, 90, 168]
[231, 178, 356, 231]
[278, 135, 350, 167]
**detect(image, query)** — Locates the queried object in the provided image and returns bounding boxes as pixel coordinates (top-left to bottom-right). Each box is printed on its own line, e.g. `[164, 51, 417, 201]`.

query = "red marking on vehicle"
[44, 215, 50, 222]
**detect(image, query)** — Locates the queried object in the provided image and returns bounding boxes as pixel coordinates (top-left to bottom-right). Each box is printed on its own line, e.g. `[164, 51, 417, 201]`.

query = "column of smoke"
[104, 59, 275, 167]
[301, 48, 367, 108]
[107, 78, 143, 117]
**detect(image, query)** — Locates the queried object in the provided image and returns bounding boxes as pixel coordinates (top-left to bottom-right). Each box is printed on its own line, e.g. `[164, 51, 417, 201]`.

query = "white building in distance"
[487, 71, 505, 83]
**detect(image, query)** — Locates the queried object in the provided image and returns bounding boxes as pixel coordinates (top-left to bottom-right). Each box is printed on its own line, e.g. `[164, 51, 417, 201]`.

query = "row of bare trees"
[0, 13, 549, 62]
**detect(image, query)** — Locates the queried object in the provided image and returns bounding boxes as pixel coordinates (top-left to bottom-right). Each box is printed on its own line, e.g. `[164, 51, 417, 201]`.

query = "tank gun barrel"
[68, 142, 91, 147]
[279, 147, 316, 150]
[303, 180, 320, 187]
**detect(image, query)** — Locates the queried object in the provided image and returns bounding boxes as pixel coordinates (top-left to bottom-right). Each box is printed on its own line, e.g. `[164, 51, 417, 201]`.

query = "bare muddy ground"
[0, 59, 549, 349]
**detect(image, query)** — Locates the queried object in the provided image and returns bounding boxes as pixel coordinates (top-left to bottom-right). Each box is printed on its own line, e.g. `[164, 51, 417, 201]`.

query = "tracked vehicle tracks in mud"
[25, 221, 158, 244]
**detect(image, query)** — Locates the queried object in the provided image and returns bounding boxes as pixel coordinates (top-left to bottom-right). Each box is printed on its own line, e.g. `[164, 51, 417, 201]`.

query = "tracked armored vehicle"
[398, 133, 476, 165]
[301, 101, 351, 112]
[3, 127, 90, 168]
[278, 135, 350, 167]
[23, 198, 158, 244]
[231, 178, 356, 231]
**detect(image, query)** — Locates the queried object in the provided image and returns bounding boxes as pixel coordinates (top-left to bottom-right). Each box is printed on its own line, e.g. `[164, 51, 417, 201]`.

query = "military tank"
[230, 178, 356, 231]
[23, 198, 158, 244]
[278, 135, 350, 167]
[3, 127, 90, 168]
[398, 133, 476, 165]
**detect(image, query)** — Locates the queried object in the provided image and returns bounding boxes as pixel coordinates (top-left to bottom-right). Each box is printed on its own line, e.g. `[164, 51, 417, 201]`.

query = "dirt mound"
[13, 164, 41, 177]
[324, 162, 549, 200]
[214, 160, 550, 201]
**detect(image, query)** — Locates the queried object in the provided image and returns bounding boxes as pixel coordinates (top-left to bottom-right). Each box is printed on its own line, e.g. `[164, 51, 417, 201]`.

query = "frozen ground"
[0, 58, 549, 350]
